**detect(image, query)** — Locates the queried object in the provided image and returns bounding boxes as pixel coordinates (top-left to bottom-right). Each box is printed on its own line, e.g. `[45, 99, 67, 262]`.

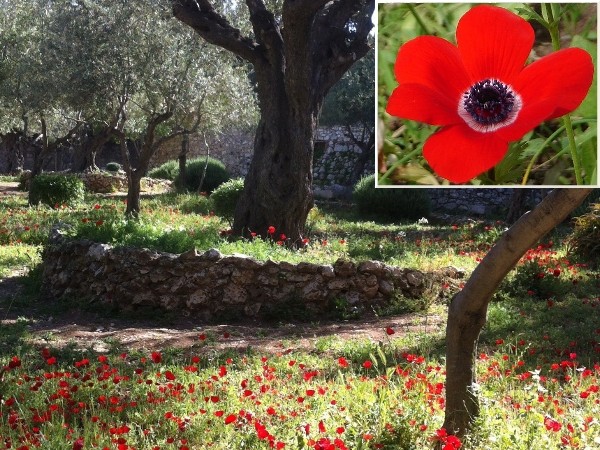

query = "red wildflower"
[544, 416, 562, 432]
[362, 360, 373, 369]
[151, 351, 161, 364]
[267, 226, 276, 235]
[72, 438, 84, 450]
[385, 326, 395, 335]
[337, 357, 349, 368]
[386, 5, 593, 183]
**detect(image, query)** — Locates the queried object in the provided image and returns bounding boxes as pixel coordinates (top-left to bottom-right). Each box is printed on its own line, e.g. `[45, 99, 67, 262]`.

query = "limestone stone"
[333, 259, 356, 277]
[406, 271, 424, 287]
[223, 284, 248, 304]
[186, 289, 209, 309]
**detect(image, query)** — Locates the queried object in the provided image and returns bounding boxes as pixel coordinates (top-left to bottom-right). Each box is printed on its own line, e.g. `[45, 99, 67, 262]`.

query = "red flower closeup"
[386, 5, 593, 183]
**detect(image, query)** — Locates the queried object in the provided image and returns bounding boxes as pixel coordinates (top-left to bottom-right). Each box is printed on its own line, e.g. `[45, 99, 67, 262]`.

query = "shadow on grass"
[479, 271, 600, 371]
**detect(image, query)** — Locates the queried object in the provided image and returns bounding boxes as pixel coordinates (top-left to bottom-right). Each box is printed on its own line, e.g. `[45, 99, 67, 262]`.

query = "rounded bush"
[176, 157, 229, 193]
[105, 162, 122, 173]
[28, 173, 85, 207]
[352, 175, 431, 220]
[148, 160, 179, 181]
[210, 178, 244, 222]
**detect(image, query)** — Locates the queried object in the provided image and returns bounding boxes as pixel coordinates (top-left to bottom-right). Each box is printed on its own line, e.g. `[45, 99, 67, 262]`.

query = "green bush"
[105, 162, 122, 173]
[352, 175, 431, 220]
[210, 178, 244, 223]
[28, 174, 85, 207]
[148, 160, 179, 181]
[568, 202, 600, 265]
[178, 194, 213, 215]
[175, 157, 229, 193]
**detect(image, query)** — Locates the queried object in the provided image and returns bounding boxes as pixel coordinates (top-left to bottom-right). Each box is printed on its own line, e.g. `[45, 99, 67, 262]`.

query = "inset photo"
[377, 3, 597, 186]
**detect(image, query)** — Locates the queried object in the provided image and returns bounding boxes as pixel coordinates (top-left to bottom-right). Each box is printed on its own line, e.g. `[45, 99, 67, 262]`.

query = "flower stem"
[544, 3, 584, 184]
[407, 4, 430, 35]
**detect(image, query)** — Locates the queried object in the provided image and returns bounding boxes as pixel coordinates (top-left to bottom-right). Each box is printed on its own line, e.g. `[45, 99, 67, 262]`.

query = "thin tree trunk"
[443, 188, 592, 437]
[198, 133, 209, 194]
[348, 126, 375, 185]
[125, 170, 143, 216]
[177, 133, 188, 192]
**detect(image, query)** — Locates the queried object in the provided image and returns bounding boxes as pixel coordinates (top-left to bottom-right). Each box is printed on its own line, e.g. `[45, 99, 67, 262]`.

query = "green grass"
[0, 278, 598, 449]
[0, 192, 503, 269]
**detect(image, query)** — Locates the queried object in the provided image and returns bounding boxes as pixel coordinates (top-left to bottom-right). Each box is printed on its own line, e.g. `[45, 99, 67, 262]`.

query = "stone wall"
[42, 230, 460, 322]
[19, 171, 173, 194]
[150, 125, 373, 188]
[429, 188, 550, 216]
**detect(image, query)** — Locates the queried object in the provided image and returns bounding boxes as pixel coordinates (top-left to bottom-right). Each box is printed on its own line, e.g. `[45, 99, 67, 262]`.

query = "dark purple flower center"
[462, 79, 515, 125]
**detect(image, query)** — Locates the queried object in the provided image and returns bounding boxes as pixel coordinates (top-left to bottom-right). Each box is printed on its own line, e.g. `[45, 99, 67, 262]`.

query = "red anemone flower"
[386, 5, 593, 183]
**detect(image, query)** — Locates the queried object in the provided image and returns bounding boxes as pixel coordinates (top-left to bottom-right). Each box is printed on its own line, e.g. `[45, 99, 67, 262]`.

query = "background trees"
[173, 0, 375, 243]
[0, 0, 257, 214]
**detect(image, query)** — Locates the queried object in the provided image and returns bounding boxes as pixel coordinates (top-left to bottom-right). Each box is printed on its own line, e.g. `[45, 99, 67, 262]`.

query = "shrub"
[105, 162, 122, 173]
[568, 202, 600, 265]
[28, 173, 85, 207]
[148, 160, 179, 181]
[210, 178, 244, 223]
[178, 194, 213, 215]
[352, 175, 430, 221]
[175, 157, 229, 193]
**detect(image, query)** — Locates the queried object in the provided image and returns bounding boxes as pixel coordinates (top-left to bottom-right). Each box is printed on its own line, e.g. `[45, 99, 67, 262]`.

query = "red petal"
[394, 35, 471, 103]
[423, 125, 508, 183]
[517, 48, 594, 120]
[457, 5, 534, 81]
[386, 83, 461, 126]
[498, 48, 594, 141]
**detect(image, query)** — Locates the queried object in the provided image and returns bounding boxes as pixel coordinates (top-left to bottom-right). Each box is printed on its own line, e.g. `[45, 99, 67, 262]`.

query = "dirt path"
[0, 181, 24, 197]
[0, 271, 444, 355]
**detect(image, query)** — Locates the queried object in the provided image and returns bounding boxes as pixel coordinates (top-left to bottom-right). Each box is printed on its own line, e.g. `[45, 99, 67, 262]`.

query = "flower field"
[1, 192, 599, 449]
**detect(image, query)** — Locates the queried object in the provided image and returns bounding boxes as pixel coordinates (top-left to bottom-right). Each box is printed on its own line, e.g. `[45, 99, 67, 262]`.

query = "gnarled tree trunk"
[443, 188, 592, 437]
[173, 0, 375, 243]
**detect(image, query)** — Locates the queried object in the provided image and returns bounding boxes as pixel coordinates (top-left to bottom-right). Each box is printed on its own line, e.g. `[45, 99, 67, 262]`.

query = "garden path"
[0, 181, 23, 196]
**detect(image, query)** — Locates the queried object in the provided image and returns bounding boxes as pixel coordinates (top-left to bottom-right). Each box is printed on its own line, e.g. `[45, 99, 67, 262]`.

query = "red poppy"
[151, 351, 161, 364]
[386, 5, 594, 183]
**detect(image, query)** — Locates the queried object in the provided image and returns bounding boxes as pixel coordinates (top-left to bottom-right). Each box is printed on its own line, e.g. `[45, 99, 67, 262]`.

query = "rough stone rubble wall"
[430, 188, 550, 215]
[41, 234, 456, 321]
[150, 126, 373, 188]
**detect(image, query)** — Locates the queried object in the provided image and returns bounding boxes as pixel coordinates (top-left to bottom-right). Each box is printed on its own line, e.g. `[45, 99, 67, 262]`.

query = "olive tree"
[443, 188, 592, 437]
[173, 0, 375, 243]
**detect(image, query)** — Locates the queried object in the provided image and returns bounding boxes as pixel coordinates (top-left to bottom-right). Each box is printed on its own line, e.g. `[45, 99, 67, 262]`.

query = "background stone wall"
[150, 126, 373, 188]
[42, 231, 460, 321]
[429, 188, 550, 216]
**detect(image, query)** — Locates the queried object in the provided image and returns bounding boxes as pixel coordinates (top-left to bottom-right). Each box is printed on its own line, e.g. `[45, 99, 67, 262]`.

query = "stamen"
[458, 79, 522, 133]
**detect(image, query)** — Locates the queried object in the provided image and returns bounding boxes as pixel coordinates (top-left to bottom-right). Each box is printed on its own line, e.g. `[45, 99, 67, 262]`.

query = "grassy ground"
[1, 192, 599, 449]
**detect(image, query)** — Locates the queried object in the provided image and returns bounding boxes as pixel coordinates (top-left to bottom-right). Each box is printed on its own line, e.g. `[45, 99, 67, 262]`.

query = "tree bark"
[125, 169, 143, 216]
[443, 188, 592, 437]
[173, 0, 375, 243]
[0, 131, 25, 174]
[177, 133, 188, 192]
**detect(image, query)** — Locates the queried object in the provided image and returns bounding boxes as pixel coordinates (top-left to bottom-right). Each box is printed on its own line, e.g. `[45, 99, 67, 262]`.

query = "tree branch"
[245, 0, 284, 64]
[283, 0, 330, 19]
[312, 0, 375, 96]
[172, 0, 259, 63]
